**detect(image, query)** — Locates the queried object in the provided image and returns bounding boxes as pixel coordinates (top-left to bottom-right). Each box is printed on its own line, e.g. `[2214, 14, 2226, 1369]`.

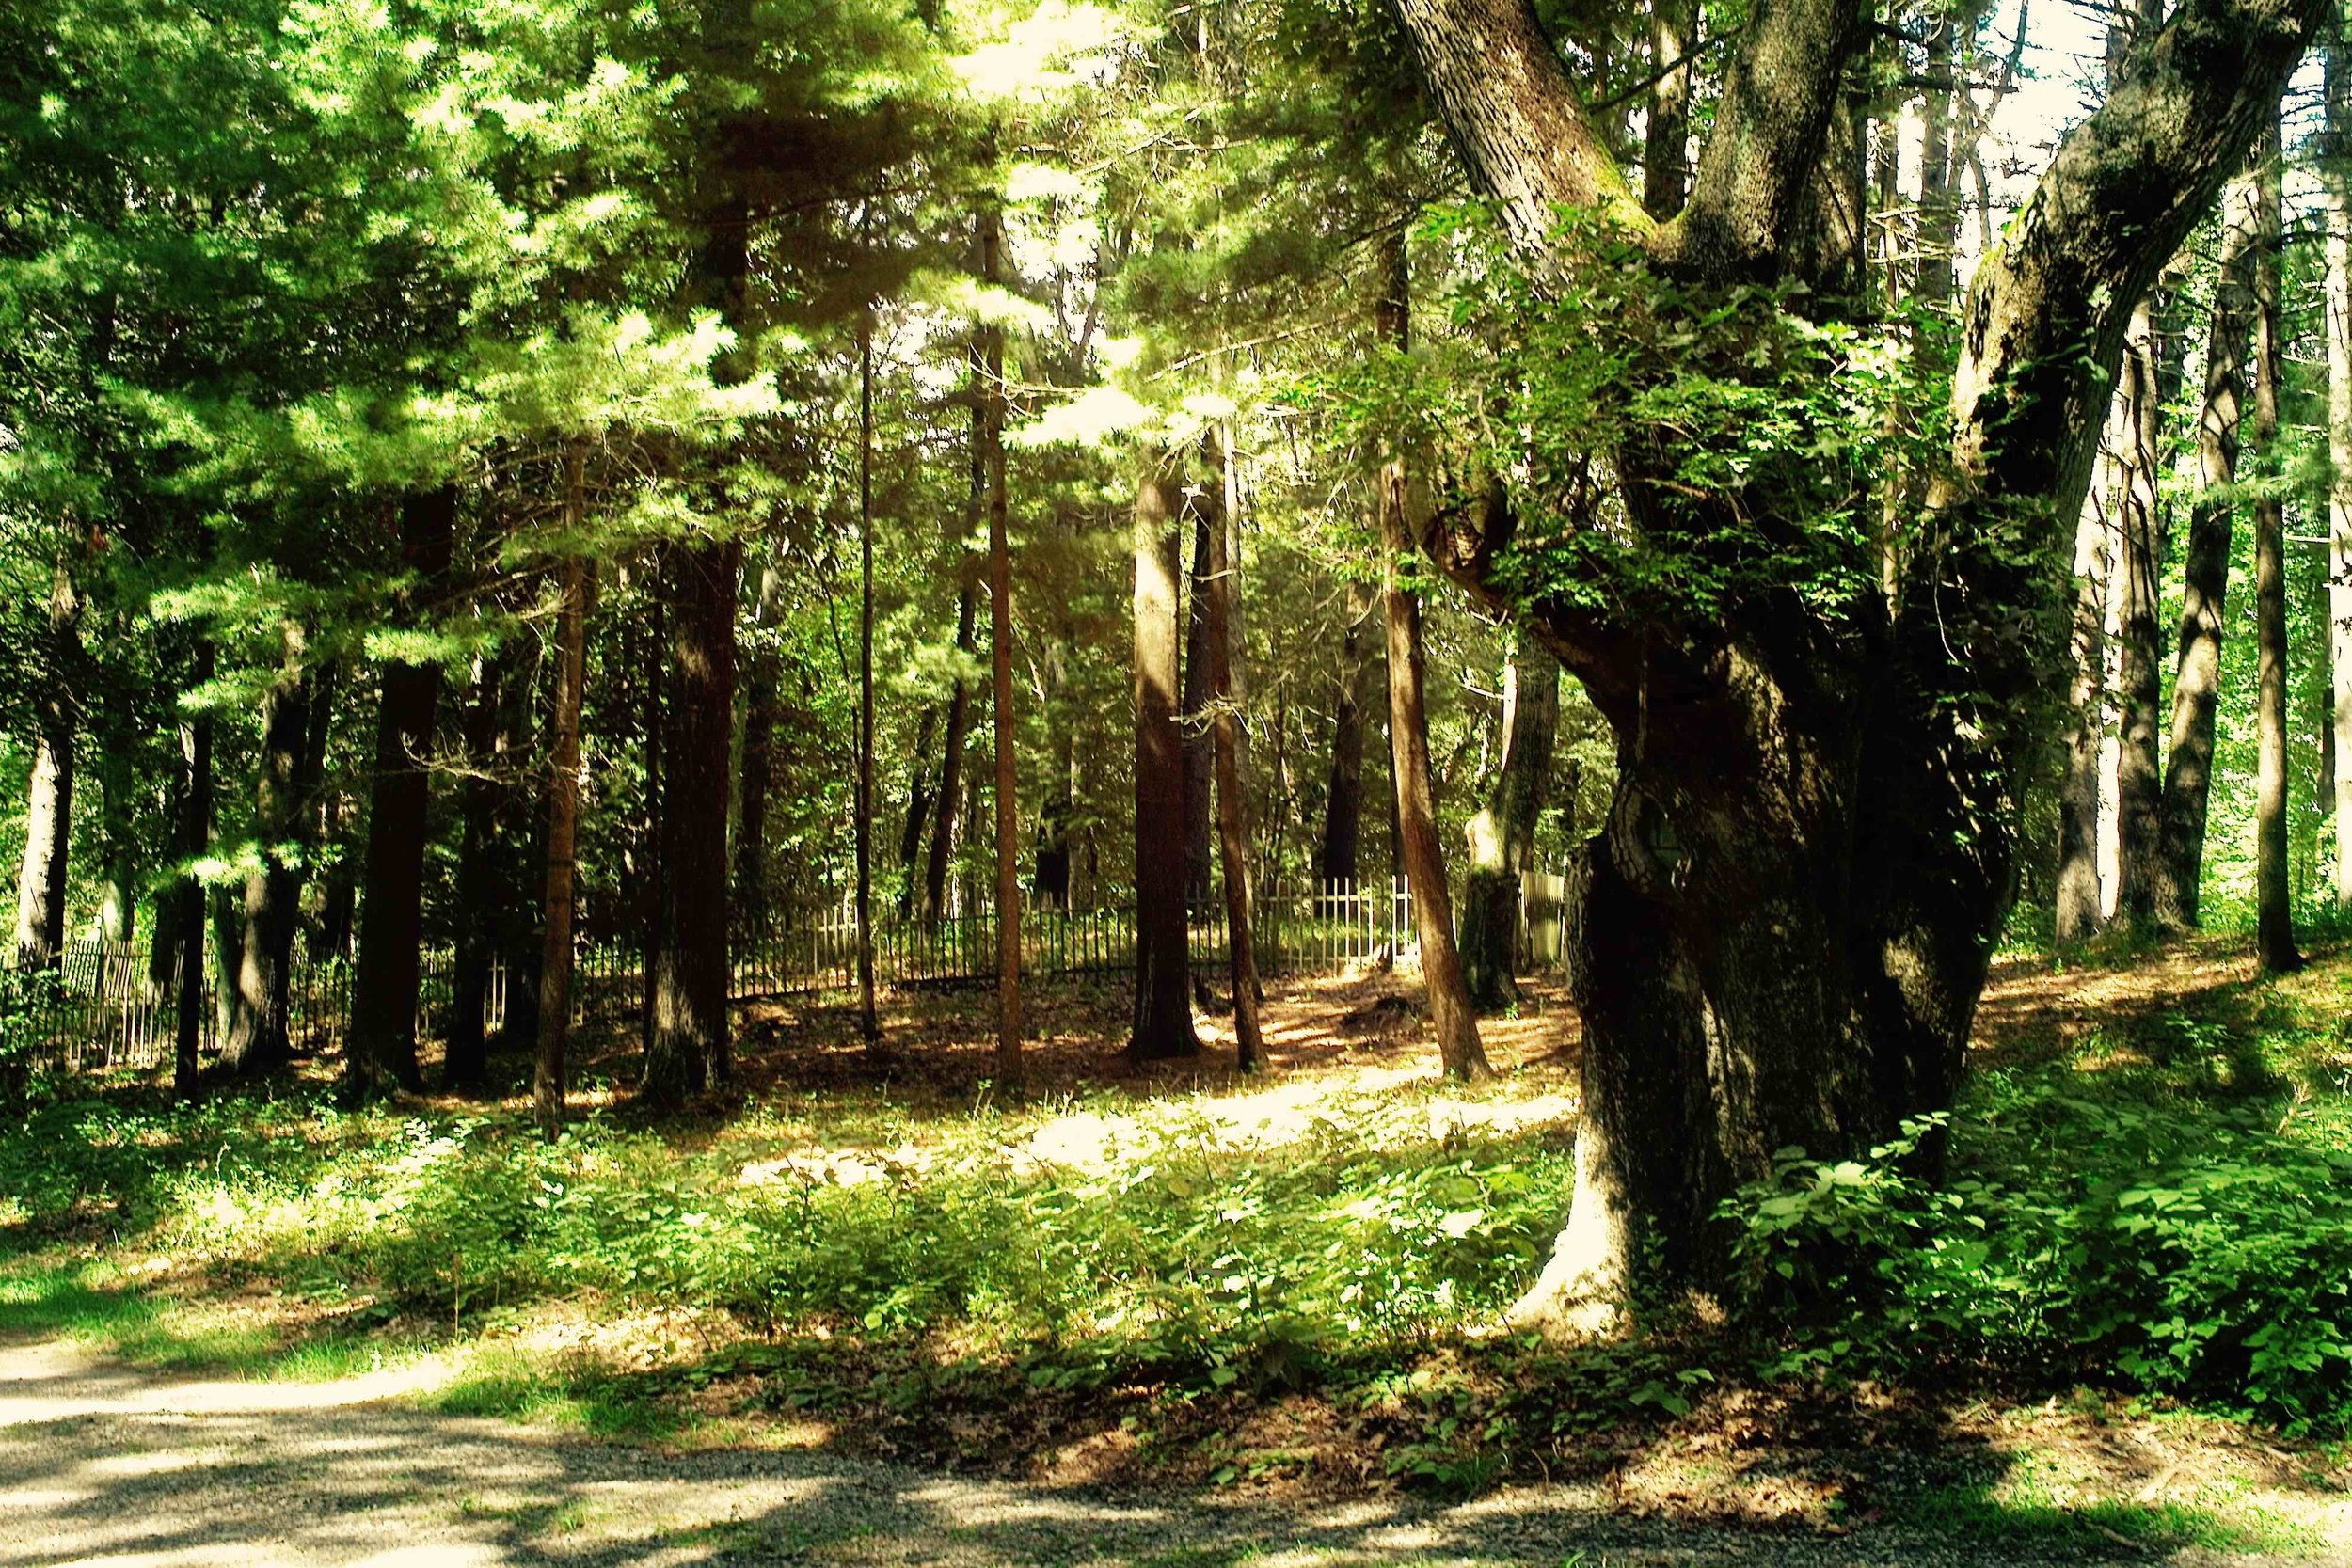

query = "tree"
[11, 558, 78, 966]
[534, 447, 592, 1138]
[1460, 642, 1558, 1012]
[344, 487, 458, 1100]
[2251, 115, 2303, 974]
[2158, 161, 2261, 928]
[2328, 30, 2352, 908]
[1384, 0, 2326, 1310]
[1132, 458, 1200, 1060]
[1375, 235, 1489, 1084]
[1205, 429, 1265, 1069]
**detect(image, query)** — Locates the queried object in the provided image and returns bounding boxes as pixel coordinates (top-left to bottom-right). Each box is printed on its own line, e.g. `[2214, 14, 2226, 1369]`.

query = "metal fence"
[5, 873, 1565, 1075]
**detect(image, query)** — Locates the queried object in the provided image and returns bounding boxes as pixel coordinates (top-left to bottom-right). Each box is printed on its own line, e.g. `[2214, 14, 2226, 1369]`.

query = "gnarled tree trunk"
[1387, 0, 2326, 1316]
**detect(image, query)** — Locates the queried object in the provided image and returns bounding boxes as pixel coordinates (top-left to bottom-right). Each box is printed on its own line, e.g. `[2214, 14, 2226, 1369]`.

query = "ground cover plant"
[5, 947, 2350, 1554]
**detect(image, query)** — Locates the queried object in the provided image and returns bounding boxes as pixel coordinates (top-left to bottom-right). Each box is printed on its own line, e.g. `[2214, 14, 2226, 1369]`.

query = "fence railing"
[5, 873, 1565, 1075]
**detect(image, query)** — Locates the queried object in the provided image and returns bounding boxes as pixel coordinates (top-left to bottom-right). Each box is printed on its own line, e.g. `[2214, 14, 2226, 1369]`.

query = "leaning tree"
[1380, 0, 2327, 1320]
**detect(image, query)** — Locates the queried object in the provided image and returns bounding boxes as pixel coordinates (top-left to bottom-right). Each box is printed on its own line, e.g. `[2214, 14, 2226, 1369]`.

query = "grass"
[3, 944, 2350, 1552]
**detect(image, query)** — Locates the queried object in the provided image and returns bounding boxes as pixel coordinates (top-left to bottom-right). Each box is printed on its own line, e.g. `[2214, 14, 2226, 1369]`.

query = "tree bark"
[1461, 642, 1559, 1012]
[346, 486, 458, 1100]
[12, 560, 79, 967]
[2158, 161, 2259, 928]
[2252, 117, 2302, 974]
[1377, 237, 1489, 1083]
[535, 445, 593, 1138]
[644, 538, 740, 1102]
[1033, 640, 1075, 908]
[1131, 458, 1200, 1060]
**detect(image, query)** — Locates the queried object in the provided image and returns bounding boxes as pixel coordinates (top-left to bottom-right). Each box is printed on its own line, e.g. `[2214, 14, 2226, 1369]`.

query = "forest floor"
[5, 937, 2352, 1564]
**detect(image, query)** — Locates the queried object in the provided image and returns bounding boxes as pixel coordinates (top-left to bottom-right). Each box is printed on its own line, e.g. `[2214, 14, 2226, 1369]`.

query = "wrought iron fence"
[4, 873, 1563, 1075]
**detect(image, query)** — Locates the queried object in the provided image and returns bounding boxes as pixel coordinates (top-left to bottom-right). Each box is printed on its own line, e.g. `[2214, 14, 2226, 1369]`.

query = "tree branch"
[1387, 0, 1652, 255]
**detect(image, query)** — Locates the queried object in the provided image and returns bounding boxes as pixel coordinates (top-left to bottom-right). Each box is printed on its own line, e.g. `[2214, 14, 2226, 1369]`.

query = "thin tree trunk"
[444, 649, 504, 1092]
[495, 636, 547, 1053]
[977, 190, 1022, 1085]
[13, 560, 79, 967]
[1316, 583, 1370, 899]
[1461, 642, 1559, 1011]
[923, 548, 981, 925]
[346, 486, 457, 1100]
[1377, 235, 1489, 1082]
[1131, 458, 1200, 1060]
[1205, 442, 1264, 1071]
[171, 641, 215, 1103]
[95, 752, 135, 947]
[2328, 35, 2352, 908]
[2252, 117, 2301, 974]
[898, 703, 940, 914]
[1033, 641, 1075, 907]
[1182, 507, 1215, 906]
[535, 445, 592, 1138]
[2056, 478, 2111, 944]
[857, 284, 880, 1042]
[2157, 160, 2258, 928]
[736, 562, 784, 933]
[645, 538, 739, 1102]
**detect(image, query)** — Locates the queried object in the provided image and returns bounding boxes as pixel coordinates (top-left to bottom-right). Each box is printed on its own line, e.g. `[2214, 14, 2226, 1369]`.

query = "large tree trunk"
[1375, 237, 1489, 1082]
[644, 538, 739, 1103]
[1315, 584, 1371, 897]
[1131, 459, 1200, 1060]
[346, 487, 457, 1100]
[220, 635, 325, 1076]
[534, 448, 592, 1138]
[2251, 118, 2303, 974]
[1387, 0, 2324, 1315]
[13, 560, 80, 968]
[2056, 483, 2112, 944]
[1461, 643, 1559, 1012]
[2157, 162, 2259, 928]
[2328, 37, 2352, 908]
[2111, 296, 2170, 929]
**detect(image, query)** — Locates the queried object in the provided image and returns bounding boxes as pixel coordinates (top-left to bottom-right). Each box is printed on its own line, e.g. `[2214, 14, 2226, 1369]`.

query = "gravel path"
[0, 1338, 2299, 1567]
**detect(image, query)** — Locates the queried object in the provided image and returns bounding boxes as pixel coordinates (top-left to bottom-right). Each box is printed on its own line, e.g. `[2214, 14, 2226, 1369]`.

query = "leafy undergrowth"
[4, 944, 2351, 1553]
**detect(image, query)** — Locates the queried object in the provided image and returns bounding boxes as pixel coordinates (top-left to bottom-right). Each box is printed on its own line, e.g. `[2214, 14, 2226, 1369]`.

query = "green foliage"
[1719, 1004, 2352, 1432]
